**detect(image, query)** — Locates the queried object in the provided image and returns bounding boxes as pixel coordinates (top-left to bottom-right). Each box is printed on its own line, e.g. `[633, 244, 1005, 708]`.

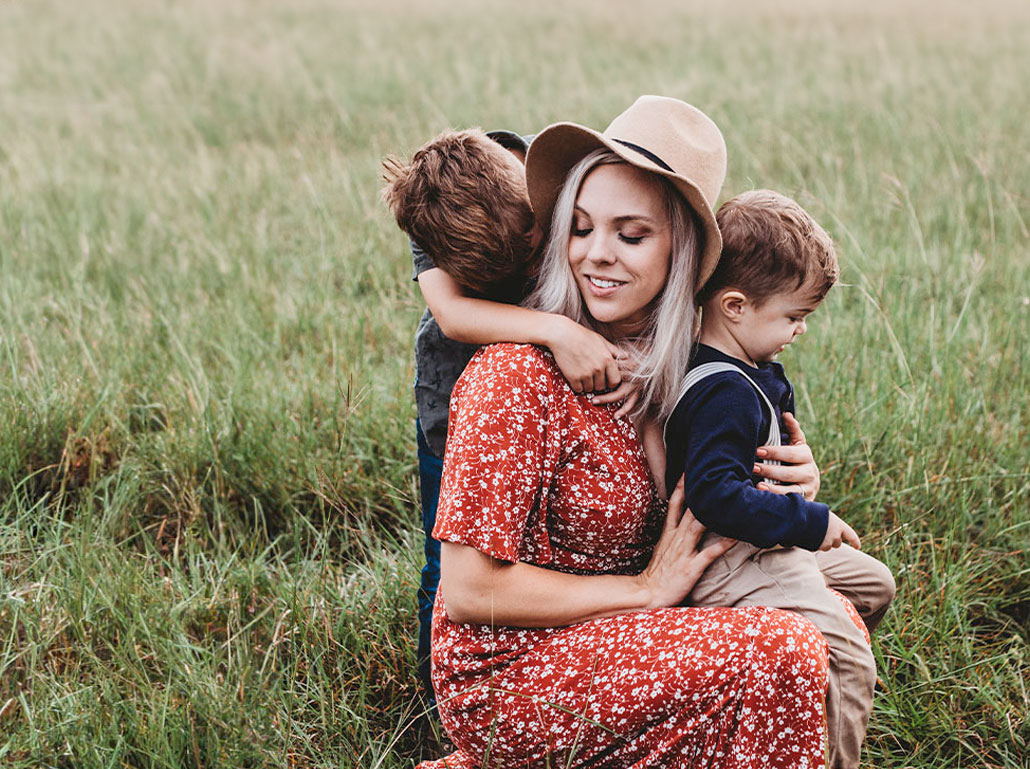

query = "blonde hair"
[525, 149, 701, 419]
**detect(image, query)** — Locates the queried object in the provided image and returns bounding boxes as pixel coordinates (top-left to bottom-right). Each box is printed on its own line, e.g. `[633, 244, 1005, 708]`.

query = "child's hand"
[548, 316, 622, 394]
[820, 512, 861, 551]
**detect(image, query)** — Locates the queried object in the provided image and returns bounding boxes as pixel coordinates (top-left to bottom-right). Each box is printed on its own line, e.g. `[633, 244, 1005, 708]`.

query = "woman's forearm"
[440, 542, 654, 627]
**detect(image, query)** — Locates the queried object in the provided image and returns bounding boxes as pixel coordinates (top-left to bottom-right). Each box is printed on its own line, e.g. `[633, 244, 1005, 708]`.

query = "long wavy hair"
[525, 149, 701, 420]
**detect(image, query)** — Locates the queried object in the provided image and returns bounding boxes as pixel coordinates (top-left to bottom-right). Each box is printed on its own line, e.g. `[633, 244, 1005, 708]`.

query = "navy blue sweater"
[664, 344, 829, 551]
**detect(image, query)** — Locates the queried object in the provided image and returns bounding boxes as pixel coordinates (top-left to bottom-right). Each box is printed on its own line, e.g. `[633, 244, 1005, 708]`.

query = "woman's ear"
[718, 289, 748, 322]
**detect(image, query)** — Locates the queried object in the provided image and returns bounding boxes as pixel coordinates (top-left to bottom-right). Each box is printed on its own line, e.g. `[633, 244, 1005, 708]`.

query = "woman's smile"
[586, 275, 627, 292]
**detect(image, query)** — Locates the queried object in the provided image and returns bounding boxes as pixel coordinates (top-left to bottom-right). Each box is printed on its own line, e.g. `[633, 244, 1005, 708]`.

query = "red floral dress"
[417, 344, 831, 769]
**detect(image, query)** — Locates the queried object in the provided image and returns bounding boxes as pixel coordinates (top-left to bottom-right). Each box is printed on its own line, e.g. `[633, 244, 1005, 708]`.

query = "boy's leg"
[416, 420, 444, 709]
[815, 544, 896, 634]
[688, 540, 876, 769]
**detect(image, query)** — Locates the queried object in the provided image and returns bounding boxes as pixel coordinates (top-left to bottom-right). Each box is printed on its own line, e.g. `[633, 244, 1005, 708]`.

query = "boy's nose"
[796, 319, 807, 335]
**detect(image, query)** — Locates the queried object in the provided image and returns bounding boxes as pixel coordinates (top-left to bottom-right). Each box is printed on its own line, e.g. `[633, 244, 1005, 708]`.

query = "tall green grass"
[1, 0, 1028, 766]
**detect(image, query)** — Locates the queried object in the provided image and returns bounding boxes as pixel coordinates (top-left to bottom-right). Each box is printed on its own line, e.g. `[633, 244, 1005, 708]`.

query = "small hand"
[753, 413, 820, 501]
[548, 317, 622, 394]
[820, 511, 861, 551]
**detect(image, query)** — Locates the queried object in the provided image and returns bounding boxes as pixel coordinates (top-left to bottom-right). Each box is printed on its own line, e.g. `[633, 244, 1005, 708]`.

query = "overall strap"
[667, 361, 782, 465]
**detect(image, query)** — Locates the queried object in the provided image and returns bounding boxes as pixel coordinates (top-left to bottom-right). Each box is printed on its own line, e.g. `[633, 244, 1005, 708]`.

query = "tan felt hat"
[526, 95, 727, 292]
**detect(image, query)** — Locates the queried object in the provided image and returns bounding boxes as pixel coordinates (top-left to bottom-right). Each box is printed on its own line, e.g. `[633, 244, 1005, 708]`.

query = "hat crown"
[524, 95, 728, 293]
[602, 95, 726, 207]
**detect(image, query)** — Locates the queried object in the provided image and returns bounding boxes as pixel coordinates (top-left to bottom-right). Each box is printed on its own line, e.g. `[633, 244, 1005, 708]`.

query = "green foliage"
[1, 0, 1028, 766]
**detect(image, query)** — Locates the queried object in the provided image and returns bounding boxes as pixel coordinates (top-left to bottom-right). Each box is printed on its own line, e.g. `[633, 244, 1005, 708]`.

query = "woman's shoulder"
[467, 343, 560, 378]
[456, 343, 564, 397]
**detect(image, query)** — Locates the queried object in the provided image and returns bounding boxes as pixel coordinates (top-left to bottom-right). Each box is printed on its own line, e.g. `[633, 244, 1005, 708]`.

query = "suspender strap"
[666, 362, 782, 465]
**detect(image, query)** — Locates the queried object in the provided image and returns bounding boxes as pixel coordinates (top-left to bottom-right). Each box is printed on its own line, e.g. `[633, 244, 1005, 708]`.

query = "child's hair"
[382, 128, 536, 301]
[701, 189, 839, 305]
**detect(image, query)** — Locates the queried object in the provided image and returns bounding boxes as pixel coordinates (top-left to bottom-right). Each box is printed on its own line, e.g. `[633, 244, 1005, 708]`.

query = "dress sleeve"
[433, 344, 557, 563]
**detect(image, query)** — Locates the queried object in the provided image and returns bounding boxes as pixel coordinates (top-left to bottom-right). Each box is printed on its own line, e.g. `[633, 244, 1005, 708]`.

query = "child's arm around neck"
[418, 266, 624, 395]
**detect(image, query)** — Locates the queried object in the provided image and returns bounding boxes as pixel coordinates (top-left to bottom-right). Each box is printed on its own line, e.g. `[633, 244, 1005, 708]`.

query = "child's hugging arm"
[417, 266, 628, 399]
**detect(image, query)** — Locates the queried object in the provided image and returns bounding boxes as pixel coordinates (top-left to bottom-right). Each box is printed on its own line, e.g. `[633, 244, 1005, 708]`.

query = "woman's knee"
[755, 608, 830, 681]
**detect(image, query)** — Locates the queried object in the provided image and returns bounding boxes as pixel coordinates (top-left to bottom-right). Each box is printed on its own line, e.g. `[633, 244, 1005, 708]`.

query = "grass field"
[1, 0, 1029, 766]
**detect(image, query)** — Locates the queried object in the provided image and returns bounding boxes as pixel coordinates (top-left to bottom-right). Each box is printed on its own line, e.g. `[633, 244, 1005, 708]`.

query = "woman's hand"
[636, 480, 735, 608]
[590, 379, 640, 419]
[752, 412, 821, 501]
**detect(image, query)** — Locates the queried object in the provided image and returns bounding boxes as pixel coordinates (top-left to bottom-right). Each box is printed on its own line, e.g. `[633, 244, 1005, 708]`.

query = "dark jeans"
[416, 420, 442, 708]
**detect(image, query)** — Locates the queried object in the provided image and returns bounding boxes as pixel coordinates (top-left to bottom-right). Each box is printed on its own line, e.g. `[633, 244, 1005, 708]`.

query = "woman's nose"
[586, 233, 616, 264]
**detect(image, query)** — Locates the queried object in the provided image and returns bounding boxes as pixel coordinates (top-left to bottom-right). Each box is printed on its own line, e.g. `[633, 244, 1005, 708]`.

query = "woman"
[417, 97, 831, 769]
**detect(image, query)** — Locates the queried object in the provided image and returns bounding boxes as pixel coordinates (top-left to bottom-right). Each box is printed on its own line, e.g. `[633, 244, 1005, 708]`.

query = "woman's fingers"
[752, 461, 810, 484]
[612, 387, 640, 420]
[698, 535, 736, 566]
[756, 442, 813, 466]
[591, 380, 633, 405]
[667, 478, 686, 527]
[781, 412, 808, 446]
[756, 481, 805, 497]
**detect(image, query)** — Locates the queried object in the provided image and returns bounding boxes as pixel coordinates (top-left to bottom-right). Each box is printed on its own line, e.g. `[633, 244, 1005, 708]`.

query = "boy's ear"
[717, 289, 749, 322]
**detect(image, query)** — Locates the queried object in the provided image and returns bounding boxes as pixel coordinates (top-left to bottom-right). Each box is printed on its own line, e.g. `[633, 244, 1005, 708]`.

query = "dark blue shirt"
[664, 344, 829, 551]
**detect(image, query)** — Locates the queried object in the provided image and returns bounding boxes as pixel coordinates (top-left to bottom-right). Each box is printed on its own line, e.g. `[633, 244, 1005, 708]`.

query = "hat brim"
[526, 122, 722, 294]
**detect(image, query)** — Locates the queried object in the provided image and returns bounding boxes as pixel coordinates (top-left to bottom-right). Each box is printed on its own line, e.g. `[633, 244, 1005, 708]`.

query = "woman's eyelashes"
[570, 223, 647, 244]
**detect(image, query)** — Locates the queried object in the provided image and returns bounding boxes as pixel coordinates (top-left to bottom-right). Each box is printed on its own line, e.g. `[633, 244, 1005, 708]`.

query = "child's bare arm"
[418, 267, 622, 393]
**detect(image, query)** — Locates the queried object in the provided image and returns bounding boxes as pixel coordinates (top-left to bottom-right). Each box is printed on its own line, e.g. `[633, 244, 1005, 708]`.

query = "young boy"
[663, 190, 895, 769]
[382, 128, 628, 708]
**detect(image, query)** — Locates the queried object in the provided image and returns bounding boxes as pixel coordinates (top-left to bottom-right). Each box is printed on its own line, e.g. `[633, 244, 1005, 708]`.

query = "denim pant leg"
[416, 420, 443, 705]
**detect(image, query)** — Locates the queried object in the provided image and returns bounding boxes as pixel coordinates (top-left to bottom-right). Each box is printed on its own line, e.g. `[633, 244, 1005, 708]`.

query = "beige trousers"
[689, 540, 895, 769]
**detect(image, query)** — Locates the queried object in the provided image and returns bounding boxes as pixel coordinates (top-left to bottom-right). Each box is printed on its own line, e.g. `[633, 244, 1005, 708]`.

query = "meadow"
[0, 0, 1028, 766]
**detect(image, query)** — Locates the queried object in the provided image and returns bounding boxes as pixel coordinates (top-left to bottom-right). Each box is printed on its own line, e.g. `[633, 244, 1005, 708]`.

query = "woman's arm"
[440, 484, 735, 627]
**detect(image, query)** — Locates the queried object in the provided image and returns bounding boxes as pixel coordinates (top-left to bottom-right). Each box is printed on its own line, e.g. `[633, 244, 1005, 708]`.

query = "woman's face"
[568, 163, 672, 338]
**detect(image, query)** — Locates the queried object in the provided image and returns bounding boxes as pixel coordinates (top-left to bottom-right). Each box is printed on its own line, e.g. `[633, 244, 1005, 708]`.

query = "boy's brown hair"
[701, 189, 839, 305]
[382, 128, 536, 302]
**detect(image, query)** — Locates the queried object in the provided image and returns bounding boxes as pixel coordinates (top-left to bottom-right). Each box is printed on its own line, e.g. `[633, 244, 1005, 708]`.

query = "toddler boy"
[383, 128, 627, 707]
[663, 190, 895, 769]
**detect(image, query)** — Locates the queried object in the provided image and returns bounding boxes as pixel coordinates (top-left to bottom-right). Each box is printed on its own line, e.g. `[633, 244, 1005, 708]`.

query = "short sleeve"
[433, 344, 557, 563]
[411, 240, 435, 281]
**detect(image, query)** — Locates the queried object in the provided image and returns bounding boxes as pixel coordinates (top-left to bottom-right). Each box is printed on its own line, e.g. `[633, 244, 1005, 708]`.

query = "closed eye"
[572, 227, 592, 238]
[619, 234, 645, 245]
